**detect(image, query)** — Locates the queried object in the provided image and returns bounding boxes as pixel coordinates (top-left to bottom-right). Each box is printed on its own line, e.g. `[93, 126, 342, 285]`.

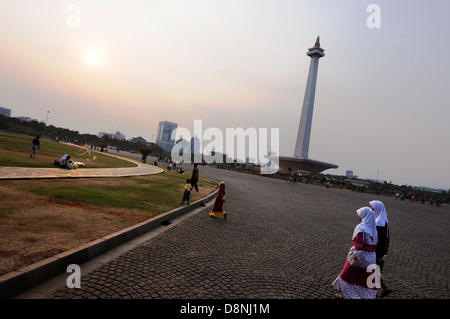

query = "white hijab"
[353, 207, 378, 242]
[369, 200, 388, 227]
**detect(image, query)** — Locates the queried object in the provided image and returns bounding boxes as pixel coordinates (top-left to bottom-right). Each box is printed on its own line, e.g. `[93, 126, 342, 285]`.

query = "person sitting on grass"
[59, 154, 71, 168]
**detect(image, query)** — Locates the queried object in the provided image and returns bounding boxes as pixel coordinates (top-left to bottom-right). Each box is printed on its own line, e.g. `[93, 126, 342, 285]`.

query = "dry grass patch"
[0, 172, 217, 276]
[0, 186, 143, 276]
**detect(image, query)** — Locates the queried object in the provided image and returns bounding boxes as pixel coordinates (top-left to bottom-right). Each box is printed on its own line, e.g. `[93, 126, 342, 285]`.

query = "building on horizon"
[131, 136, 147, 144]
[156, 120, 178, 152]
[131, 136, 152, 147]
[191, 135, 201, 155]
[98, 131, 126, 140]
[0, 107, 12, 117]
[346, 170, 358, 179]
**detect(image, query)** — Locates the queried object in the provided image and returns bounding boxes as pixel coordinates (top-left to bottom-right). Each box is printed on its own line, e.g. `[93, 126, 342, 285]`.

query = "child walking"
[180, 179, 193, 205]
[209, 181, 227, 219]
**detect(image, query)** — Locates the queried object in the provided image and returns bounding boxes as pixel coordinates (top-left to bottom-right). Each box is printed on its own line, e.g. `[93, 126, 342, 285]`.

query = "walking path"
[8, 166, 450, 301]
[1, 161, 449, 305]
[0, 152, 163, 179]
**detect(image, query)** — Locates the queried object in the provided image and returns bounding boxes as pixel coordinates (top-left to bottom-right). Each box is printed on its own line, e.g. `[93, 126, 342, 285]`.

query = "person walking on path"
[369, 200, 392, 298]
[190, 164, 199, 192]
[180, 179, 193, 205]
[332, 207, 378, 299]
[209, 181, 227, 219]
[30, 135, 41, 158]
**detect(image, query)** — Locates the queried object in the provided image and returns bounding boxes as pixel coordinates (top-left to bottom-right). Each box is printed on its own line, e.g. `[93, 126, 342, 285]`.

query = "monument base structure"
[276, 156, 338, 176]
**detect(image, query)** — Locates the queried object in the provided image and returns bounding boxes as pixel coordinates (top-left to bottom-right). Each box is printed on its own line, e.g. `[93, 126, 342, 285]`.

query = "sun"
[85, 50, 101, 65]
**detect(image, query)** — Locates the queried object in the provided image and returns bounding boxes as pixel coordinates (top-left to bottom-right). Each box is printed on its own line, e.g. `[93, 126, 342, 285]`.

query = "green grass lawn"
[0, 131, 218, 216]
[12, 171, 217, 215]
[0, 132, 136, 168]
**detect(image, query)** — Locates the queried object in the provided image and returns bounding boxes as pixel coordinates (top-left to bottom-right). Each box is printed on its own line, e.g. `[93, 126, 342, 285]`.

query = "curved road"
[18, 165, 450, 299]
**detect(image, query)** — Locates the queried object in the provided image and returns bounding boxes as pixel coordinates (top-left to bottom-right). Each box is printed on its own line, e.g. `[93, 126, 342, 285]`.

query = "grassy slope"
[0, 132, 136, 168]
[0, 132, 218, 215]
[7, 168, 217, 215]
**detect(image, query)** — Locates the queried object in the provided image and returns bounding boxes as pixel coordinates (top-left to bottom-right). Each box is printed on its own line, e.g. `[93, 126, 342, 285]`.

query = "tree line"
[0, 114, 169, 157]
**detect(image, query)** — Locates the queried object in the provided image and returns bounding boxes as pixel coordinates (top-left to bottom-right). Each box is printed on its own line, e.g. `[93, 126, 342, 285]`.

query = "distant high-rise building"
[156, 120, 178, 152]
[346, 170, 358, 179]
[191, 135, 201, 154]
[98, 131, 125, 140]
[0, 107, 12, 117]
[114, 131, 125, 140]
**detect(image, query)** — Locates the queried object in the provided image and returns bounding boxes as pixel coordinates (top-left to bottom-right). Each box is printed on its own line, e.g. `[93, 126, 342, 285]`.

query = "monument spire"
[293, 37, 325, 159]
[273, 36, 338, 176]
[314, 35, 320, 47]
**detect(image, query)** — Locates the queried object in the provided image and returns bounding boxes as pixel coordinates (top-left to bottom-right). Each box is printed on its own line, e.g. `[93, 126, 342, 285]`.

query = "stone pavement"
[13, 165, 449, 300]
[0, 152, 163, 179]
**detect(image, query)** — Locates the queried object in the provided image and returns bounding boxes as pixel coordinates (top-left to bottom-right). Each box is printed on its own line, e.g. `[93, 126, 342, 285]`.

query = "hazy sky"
[1, 0, 449, 189]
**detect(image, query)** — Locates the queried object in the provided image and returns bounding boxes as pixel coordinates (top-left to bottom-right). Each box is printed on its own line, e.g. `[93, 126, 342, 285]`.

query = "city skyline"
[0, 1, 449, 190]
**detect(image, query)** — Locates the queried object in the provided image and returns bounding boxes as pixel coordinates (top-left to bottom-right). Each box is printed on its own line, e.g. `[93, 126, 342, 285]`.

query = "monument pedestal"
[276, 156, 338, 176]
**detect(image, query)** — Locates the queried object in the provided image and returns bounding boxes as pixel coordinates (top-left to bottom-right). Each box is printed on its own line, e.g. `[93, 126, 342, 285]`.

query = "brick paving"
[42, 165, 449, 300]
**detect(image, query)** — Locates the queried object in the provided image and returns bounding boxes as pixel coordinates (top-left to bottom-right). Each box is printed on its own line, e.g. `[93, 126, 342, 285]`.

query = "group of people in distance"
[333, 200, 392, 299]
[52, 154, 82, 169]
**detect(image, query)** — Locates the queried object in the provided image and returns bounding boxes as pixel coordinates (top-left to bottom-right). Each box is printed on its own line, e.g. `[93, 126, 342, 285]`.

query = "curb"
[0, 184, 219, 299]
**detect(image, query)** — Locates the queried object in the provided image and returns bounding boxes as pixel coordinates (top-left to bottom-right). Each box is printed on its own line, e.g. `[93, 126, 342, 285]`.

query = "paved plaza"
[12, 164, 449, 300]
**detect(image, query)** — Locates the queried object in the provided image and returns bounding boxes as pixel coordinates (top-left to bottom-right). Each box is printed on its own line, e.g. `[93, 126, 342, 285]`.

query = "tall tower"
[293, 36, 325, 159]
[270, 36, 337, 175]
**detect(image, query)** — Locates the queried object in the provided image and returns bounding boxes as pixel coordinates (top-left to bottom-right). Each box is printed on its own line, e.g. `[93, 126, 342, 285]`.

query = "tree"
[139, 147, 152, 156]
[138, 147, 152, 163]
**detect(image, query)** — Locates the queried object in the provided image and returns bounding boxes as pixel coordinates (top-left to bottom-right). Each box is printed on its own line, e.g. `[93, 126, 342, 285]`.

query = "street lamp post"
[43, 110, 50, 134]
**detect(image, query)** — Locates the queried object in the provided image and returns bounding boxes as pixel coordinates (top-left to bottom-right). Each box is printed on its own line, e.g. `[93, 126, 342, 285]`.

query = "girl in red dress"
[209, 182, 227, 219]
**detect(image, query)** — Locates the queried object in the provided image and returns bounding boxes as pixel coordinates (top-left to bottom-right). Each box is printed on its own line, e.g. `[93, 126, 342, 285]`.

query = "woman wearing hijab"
[369, 200, 392, 297]
[209, 182, 227, 219]
[332, 207, 379, 299]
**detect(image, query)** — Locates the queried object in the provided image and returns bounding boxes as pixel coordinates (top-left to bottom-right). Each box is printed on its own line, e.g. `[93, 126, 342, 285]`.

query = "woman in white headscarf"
[369, 200, 392, 297]
[332, 207, 379, 299]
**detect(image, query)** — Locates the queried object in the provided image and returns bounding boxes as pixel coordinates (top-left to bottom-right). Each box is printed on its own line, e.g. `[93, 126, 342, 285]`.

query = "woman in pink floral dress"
[332, 207, 379, 299]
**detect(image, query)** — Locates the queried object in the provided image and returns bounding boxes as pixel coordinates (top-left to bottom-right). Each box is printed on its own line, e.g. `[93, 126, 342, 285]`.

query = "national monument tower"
[276, 36, 338, 175]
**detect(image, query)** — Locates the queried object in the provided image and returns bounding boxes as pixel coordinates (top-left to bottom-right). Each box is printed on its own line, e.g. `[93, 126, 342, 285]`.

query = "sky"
[0, 0, 449, 190]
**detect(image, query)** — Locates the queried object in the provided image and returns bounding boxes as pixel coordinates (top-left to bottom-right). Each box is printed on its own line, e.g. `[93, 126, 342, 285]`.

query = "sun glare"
[85, 50, 101, 65]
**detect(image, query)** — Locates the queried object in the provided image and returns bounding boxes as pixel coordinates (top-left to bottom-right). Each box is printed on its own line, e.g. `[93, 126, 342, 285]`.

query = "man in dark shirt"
[30, 136, 41, 158]
[190, 164, 199, 192]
